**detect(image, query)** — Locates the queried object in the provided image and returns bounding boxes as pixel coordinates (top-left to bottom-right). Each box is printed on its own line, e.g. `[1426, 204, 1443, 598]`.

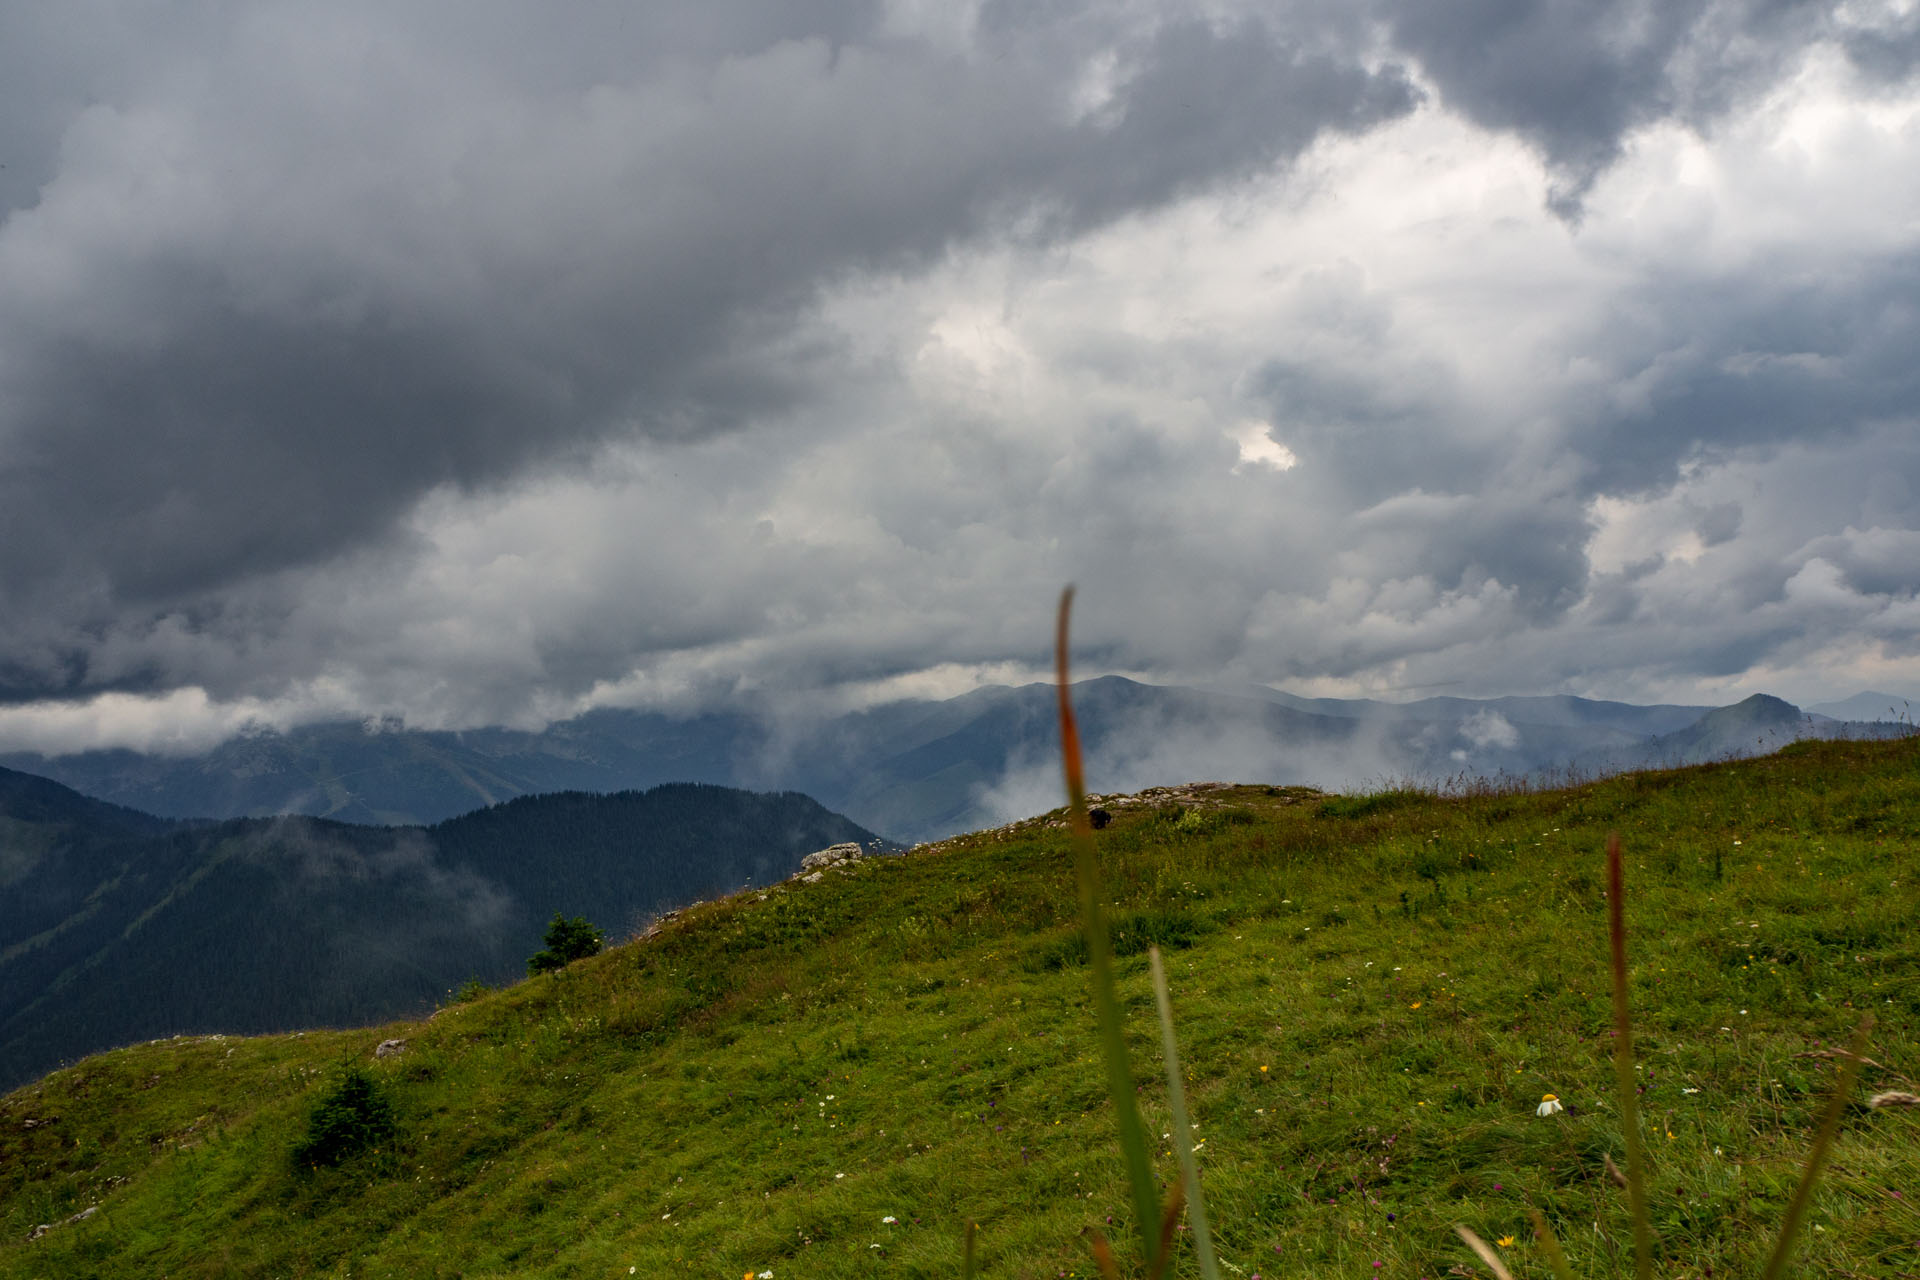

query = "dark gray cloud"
[1841, 6, 1920, 82]
[0, 0, 1915, 749]
[1377, 0, 1825, 216]
[1029, 18, 1419, 229]
[1573, 253, 1920, 489]
[0, 0, 1416, 702]
[1235, 229, 1920, 644]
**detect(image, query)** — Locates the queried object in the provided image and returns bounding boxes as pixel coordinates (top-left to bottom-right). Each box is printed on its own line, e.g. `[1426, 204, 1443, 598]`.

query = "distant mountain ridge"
[1566, 694, 1819, 774]
[0, 770, 886, 1091]
[1218, 684, 1714, 733]
[1806, 691, 1917, 723]
[3, 681, 1911, 845]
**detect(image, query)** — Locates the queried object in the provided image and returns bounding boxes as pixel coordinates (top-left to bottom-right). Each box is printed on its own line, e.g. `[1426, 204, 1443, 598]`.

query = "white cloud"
[1229, 420, 1298, 472]
[0, 685, 357, 757]
[1460, 709, 1521, 750]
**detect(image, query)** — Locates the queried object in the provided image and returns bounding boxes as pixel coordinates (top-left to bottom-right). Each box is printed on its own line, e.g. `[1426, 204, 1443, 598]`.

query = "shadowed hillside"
[0, 772, 887, 1090]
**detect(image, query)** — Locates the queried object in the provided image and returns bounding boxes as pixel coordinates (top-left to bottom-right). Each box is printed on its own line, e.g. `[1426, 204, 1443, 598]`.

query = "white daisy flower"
[1537, 1093, 1565, 1116]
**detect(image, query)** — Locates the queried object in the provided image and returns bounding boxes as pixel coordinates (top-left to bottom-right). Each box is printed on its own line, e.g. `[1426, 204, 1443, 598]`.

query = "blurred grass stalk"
[1150, 946, 1221, 1280]
[1606, 831, 1655, 1280]
[1058, 587, 1219, 1278]
[1758, 1011, 1874, 1280]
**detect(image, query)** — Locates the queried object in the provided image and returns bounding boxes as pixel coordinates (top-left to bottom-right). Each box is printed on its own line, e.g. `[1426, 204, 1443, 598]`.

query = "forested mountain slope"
[0, 772, 886, 1090]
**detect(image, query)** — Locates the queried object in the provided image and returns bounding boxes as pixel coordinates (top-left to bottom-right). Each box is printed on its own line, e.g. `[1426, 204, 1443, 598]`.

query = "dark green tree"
[292, 1066, 396, 1169]
[527, 912, 604, 974]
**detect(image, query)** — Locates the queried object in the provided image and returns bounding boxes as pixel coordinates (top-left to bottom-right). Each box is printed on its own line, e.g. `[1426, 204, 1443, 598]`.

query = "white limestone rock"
[800, 842, 865, 873]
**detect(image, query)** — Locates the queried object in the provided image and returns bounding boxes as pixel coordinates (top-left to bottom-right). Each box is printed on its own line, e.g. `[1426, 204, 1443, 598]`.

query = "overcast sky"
[2, 0, 1917, 754]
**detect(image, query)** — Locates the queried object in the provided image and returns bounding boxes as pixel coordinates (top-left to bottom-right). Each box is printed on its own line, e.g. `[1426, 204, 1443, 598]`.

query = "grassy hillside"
[2, 737, 1916, 1278]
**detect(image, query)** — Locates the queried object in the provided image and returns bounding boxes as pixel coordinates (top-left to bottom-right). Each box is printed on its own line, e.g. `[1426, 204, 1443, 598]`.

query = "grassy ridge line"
[0, 738, 1914, 1277]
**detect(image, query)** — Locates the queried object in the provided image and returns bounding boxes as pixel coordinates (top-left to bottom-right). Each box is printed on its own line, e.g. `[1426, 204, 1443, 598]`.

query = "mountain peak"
[1712, 693, 1805, 723]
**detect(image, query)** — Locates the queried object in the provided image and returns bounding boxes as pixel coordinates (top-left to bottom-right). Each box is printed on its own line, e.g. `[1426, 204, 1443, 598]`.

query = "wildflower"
[1683, 1087, 1700, 1094]
[883, 1216, 897, 1224]
[1410, 1002, 1422, 1010]
[1497, 1236, 1516, 1247]
[1537, 1094, 1565, 1116]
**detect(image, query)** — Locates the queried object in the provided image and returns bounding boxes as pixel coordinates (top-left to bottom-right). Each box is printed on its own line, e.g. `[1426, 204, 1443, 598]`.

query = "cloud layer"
[1, 0, 1917, 752]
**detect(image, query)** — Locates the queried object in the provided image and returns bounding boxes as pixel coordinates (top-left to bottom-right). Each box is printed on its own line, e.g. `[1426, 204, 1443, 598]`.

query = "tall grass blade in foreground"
[1149, 946, 1221, 1280]
[1757, 1012, 1875, 1280]
[1455, 1226, 1517, 1280]
[1057, 587, 1167, 1272]
[1605, 833, 1654, 1280]
[1526, 1208, 1575, 1280]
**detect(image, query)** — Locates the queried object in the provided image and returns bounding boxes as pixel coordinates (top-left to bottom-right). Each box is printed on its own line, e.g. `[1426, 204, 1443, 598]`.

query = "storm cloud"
[0, 0, 1915, 752]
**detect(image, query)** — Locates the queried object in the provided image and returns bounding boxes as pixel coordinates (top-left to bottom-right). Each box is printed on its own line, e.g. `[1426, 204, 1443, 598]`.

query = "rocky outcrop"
[796, 841, 866, 883]
[801, 842, 864, 871]
[27, 1204, 96, 1241]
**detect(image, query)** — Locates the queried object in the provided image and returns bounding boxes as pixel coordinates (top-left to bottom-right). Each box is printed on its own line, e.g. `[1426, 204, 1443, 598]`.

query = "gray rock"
[28, 1205, 96, 1242]
[801, 842, 865, 872]
[374, 1038, 407, 1059]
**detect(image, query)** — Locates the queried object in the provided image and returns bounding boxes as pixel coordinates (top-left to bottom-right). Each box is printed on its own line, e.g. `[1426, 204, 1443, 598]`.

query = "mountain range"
[3, 681, 1909, 844]
[0, 771, 885, 1091]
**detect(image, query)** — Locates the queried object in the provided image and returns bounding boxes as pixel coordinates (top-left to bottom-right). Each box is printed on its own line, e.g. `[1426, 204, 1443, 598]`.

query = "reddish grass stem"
[1057, 587, 1164, 1270]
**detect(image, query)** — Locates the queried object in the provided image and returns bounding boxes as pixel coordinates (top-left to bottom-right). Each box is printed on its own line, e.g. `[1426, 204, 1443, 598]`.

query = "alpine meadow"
[3, 719, 1915, 1276]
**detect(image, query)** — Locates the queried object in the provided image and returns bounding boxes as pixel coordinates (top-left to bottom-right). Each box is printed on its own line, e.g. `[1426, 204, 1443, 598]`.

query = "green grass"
[3, 735, 1918, 1278]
